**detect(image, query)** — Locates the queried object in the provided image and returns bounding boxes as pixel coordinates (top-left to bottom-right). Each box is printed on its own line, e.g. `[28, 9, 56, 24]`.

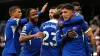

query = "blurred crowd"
[90, 15, 100, 55]
[0, 20, 6, 55]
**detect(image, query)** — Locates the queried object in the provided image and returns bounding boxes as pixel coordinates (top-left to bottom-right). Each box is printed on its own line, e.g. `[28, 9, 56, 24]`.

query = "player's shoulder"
[75, 13, 84, 19]
[9, 18, 19, 21]
[40, 21, 47, 27]
[41, 19, 58, 26]
[8, 18, 19, 23]
[41, 20, 50, 26]
[6, 18, 18, 25]
[73, 14, 84, 22]
[24, 22, 32, 29]
[21, 17, 28, 20]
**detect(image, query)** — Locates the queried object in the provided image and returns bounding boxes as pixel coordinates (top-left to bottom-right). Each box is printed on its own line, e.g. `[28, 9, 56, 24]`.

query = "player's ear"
[11, 12, 15, 16]
[72, 10, 74, 13]
[71, 10, 74, 15]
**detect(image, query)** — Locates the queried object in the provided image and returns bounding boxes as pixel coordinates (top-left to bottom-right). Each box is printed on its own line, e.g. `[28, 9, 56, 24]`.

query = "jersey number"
[42, 31, 57, 46]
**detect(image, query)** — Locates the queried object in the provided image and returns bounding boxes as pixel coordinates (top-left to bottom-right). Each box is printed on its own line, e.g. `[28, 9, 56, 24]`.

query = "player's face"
[29, 9, 38, 23]
[61, 8, 74, 21]
[49, 9, 54, 19]
[13, 8, 22, 19]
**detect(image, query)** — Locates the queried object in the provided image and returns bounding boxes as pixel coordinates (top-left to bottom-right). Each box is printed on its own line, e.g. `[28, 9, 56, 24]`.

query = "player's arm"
[85, 28, 96, 51]
[56, 24, 64, 45]
[39, 23, 44, 42]
[20, 32, 43, 43]
[37, 3, 48, 16]
[19, 26, 44, 43]
[56, 30, 63, 45]
[20, 18, 28, 26]
[40, 2, 48, 13]
[82, 21, 96, 51]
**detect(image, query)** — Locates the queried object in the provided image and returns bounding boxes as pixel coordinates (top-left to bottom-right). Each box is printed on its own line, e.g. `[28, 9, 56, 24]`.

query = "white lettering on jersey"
[43, 25, 56, 29]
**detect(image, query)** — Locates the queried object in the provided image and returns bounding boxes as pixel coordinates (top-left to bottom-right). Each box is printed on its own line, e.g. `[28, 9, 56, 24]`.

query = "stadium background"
[0, 0, 100, 56]
[0, 0, 99, 23]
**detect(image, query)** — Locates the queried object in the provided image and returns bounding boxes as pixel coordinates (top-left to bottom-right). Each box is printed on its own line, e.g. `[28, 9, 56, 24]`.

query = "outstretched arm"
[40, 2, 48, 13]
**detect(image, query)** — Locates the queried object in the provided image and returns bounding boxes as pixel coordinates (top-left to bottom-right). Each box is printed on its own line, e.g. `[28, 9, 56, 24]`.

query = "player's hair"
[72, 2, 81, 11]
[9, 6, 20, 15]
[26, 8, 32, 17]
[26, 8, 36, 17]
[72, 2, 80, 6]
[90, 19, 100, 26]
[57, 4, 64, 9]
[61, 3, 74, 11]
[50, 7, 56, 9]
[53, 9, 60, 19]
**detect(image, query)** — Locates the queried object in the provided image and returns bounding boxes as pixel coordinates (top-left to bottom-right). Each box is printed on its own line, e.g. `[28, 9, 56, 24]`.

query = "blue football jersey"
[56, 16, 89, 56]
[2, 18, 21, 56]
[40, 19, 61, 56]
[20, 22, 41, 56]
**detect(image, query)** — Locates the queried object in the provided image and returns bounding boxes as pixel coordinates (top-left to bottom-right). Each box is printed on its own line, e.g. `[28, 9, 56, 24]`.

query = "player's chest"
[29, 27, 39, 34]
[62, 24, 82, 35]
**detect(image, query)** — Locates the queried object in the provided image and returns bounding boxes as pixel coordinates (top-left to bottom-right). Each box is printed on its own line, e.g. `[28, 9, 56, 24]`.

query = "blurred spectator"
[90, 16, 100, 56]
[0, 20, 6, 36]
[0, 20, 6, 55]
[90, 19, 100, 37]
[90, 15, 100, 36]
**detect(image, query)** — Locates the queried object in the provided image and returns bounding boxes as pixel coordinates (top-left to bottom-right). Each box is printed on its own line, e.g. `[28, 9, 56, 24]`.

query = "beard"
[30, 18, 38, 24]
[30, 18, 35, 22]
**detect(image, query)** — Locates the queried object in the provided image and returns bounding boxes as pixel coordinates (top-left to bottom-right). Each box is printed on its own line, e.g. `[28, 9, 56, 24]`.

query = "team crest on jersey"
[73, 27, 77, 31]
[72, 27, 78, 38]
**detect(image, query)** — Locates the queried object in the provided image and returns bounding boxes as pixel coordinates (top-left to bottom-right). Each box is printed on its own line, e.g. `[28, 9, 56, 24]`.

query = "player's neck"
[75, 11, 81, 14]
[51, 18, 58, 21]
[11, 16, 19, 19]
[50, 18, 58, 21]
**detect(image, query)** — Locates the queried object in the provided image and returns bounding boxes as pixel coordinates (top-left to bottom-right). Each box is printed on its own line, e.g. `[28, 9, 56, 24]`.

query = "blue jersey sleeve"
[81, 21, 89, 33]
[56, 24, 63, 45]
[21, 18, 28, 25]
[62, 15, 84, 25]
[38, 11, 42, 16]
[40, 23, 44, 32]
[40, 22, 45, 30]
[21, 25, 31, 35]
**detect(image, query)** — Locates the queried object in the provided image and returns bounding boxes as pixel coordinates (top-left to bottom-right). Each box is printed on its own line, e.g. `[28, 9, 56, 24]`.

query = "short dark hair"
[72, 2, 80, 6]
[57, 4, 64, 9]
[50, 7, 56, 9]
[72, 2, 81, 11]
[9, 6, 20, 14]
[26, 8, 36, 17]
[90, 19, 100, 26]
[61, 3, 74, 11]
